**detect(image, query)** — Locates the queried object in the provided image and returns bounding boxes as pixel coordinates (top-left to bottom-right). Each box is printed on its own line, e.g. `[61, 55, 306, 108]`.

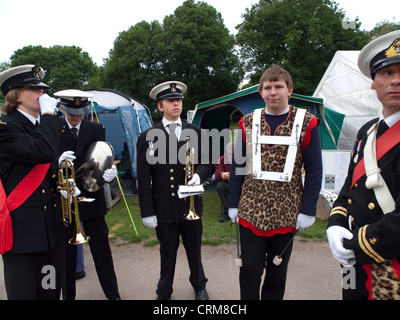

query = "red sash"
[351, 120, 400, 189]
[0, 163, 50, 254]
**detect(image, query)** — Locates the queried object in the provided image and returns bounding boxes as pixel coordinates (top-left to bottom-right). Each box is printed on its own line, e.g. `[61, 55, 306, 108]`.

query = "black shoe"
[219, 213, 229, 222]
[195, 289, 209, 300]
[75, 270, 86, 280]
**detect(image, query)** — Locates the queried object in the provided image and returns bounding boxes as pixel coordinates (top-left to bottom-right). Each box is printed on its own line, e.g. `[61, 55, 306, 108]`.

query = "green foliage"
[369, 20, 400, 39]
[1, 1, 396, 110]
[100, 20, 165, 112]
[9, 45, 98, 95]
[100, 0, 242, 114]
[162, 0, 242, 111]
[236, 0, 371, 95]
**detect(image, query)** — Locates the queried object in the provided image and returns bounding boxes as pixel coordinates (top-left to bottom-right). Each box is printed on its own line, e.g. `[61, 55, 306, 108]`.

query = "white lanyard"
[252, 108, 306, 182]
[364, 122, 395, 214]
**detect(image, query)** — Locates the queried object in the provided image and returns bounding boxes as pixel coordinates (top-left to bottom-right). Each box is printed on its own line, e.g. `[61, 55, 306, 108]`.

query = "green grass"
[105, 189, 328, 246]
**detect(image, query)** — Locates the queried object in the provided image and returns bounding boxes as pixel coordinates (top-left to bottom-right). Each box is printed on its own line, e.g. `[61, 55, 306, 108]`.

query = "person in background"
[215, 141, 233, 222]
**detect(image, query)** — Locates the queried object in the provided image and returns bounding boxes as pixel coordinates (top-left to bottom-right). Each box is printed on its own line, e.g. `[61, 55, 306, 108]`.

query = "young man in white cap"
[0, 64, 62, 299]
[137, 81, 210, 300]
[55, 89, 120, 300]
[327, 30, 400, 300]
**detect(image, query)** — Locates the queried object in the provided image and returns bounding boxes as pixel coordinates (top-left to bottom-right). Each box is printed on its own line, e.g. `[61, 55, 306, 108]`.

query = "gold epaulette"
[330, 206, 348, 218]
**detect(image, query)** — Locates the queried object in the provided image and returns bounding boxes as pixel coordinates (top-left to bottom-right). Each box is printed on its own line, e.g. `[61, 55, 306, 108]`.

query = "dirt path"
[0, 239, 342, 300]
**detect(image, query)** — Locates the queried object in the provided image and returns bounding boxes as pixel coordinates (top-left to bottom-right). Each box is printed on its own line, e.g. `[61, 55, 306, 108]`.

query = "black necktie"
[168, 123, 178, 141]
[35, 121, 39, 128]
[71, 127, 78, 140]
[377, 120, 389, 138]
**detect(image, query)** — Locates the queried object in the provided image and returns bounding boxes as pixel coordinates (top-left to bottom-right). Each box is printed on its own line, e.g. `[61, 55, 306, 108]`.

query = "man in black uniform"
[327, 30, 400, 300]
[55, 89, 120, 300]
[137, 81, 210, 300]
[0, 64, 62, 299]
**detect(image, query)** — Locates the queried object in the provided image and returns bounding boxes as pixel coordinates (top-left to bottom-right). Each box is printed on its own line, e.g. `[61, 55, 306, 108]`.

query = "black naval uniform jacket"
[328, 118, 400, 265]
[58, 119, 107, 221]
[137, 121, 210, 223]
[0, 111, 62, 254]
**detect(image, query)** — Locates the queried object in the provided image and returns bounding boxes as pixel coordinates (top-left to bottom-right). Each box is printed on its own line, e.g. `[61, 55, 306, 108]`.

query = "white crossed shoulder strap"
[252, 107, 306, 182]
[364, 122, 395, 214]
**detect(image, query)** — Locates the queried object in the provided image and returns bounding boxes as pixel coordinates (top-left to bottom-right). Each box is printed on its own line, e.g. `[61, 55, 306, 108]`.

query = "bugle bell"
[77, 141, 115, 192]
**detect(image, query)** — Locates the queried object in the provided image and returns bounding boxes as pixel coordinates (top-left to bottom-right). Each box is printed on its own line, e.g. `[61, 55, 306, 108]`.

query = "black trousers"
[342, 263, 369, 300]
[2, 243, 63, 300]
[239, 225, 294, 300]
[155, 220, 208, 298]
[217, 182, 229, 214]
[62, 216, 119, 300]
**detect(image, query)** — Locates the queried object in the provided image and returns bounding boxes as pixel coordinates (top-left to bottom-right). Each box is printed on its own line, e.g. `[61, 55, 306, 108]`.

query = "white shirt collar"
[381, 110, 400, 128]
[265, 106, 290, 116]
[65, 118, 81, 131]
[17, 109, 40, 125]
[162, 117, 182, 129]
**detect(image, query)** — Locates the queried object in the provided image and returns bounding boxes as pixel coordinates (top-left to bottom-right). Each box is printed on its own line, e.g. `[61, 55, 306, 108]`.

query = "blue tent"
[83, 89, 153, 178]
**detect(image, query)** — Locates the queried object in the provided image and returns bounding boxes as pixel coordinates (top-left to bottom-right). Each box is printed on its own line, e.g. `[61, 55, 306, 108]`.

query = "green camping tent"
[190, 85, 344, 151]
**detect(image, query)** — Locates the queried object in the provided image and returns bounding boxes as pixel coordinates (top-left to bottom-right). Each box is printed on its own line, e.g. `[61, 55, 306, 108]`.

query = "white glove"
[60, 179, 81, 203]
[326, 226, 356, 266]
[188, 173, 201, 186]
[296, 213, 315, 230]
[103, 165, 117, 182]
[59, 151, 76, 167]
[39, 94, 58, 115]
[228, 208, 239, 223]
[142, 215, 158, 228]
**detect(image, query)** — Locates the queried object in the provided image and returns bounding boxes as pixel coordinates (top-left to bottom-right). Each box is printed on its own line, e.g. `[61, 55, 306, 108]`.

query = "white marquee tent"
[313, 51, 382, 150]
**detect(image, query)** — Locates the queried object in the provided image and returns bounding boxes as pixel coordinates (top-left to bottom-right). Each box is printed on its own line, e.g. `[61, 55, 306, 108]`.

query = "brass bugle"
[58, 159, 90, 245]
[183, 137, 200, 221]
[58, 159, 73, 226]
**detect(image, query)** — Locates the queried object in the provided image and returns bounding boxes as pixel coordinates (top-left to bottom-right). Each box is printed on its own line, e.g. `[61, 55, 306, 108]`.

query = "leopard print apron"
[363, 260, 400, 300]
[238, 106, 314, 232]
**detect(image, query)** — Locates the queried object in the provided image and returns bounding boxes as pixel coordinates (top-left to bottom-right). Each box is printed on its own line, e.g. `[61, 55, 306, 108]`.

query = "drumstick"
[272, 230, 298, 266]
[235, 223, 242, 267]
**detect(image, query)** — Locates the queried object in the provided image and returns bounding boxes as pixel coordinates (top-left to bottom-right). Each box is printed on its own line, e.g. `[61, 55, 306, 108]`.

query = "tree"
[9, 45, 98, 95]
[236, 0, 370, 95]
[101, 20, 165, 110]
[162, 0, 242, 110]
[101, 0, 242, 115]
[369, 20, 400, 39]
